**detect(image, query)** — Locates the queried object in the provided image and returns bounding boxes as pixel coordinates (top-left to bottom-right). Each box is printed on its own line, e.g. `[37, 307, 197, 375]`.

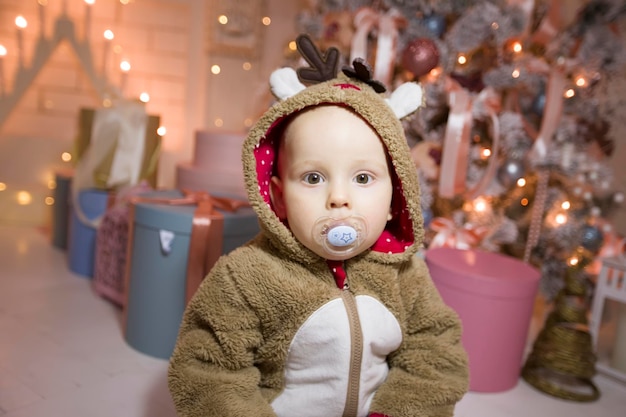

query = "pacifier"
[312, 215, 368, 258]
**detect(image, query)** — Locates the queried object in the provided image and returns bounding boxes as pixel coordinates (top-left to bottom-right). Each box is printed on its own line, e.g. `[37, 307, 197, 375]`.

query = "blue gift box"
[67, 188, 110, 278]
[124, 190, 259, 359]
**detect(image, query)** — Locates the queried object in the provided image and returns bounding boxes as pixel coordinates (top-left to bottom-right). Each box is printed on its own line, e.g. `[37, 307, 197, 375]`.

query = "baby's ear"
[270, 176, 287, 220]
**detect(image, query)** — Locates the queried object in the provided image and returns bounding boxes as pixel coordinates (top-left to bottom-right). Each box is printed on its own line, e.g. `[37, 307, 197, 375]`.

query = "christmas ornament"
[401, 38, 440, 78]
[423, 14, 446, 38]
[423, 207, 433, 228]
[497, 159, 526, 188]
[581, 224, 604, 253]
[531, 91, 546, 116]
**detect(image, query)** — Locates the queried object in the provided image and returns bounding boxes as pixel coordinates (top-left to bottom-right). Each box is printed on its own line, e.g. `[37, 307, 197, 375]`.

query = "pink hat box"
[175, 130, 247, 197]
[425, 247, 541, 392]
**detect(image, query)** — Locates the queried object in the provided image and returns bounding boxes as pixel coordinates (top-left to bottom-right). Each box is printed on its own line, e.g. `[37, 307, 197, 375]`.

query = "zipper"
[341, 280, 363, 417]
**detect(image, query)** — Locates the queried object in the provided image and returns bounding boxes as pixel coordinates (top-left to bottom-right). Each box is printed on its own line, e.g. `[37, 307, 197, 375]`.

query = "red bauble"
[401, 38, 440, 78]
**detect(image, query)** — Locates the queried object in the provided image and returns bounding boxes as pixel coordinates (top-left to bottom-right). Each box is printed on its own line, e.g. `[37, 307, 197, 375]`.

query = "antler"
[296, 34, 339, 84]
[342, 58, 386, 93]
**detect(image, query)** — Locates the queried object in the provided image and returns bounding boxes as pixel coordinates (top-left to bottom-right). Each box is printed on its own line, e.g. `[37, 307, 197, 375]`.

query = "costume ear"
[269, 176, 287, 220]
[385, 82, 423, 119]
[270, 68, 306, 101]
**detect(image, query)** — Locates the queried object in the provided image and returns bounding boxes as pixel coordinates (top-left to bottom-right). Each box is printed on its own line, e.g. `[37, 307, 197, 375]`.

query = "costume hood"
[242, 34, 425, 266]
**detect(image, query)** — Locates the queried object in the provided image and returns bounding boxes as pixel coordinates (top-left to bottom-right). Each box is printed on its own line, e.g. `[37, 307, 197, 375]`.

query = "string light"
[555, 213, 567, 225]
[517, 178, 526, 187]
[61, 152, 72, 162]
[15, 16, 28, 29]
[564, 88, 575, 98]
[472, 197, 489, 213]
[218, 15, 228, 25]
[214, 118, 223, 127]
[211, 65, 221, 75]
[457, 54, 467, 65]
[262, 17, 271, 26]
[0, 182, 6, 191]
[242, 62, 251, 71]
[561, 201, 571, 210]
[139, 92, 150, 102]
[16, 191, 32, 205]
[429, 67, 442, 77]
[157, 126, 166, 136]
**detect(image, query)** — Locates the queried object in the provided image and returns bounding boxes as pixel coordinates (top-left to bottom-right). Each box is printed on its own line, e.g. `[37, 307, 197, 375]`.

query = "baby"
[168, 35, 468, 417]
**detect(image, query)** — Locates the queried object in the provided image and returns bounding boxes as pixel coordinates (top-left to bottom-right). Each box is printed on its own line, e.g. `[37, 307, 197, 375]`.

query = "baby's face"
[271, 106, 393, 260]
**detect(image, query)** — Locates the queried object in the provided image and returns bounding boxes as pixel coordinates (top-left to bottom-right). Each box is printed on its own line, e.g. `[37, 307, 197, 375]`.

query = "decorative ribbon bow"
[127, 190, 250, 303]
[350, 7, 406, 87]
[586, 221, 626, 275]
[428, 217, 489, 250]
[438, 78, 501, 199]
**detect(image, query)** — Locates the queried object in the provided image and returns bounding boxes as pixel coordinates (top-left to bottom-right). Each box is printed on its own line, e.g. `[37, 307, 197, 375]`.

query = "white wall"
[0, 0, 302, 226]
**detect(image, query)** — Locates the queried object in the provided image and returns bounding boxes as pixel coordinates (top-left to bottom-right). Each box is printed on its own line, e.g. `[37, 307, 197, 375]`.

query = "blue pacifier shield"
[327, 225, 358, 247]
[312, 215, 368, 259]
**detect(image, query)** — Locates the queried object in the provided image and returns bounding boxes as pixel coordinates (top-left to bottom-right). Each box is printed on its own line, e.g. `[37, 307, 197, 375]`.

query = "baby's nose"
[327, 183, 350, 209]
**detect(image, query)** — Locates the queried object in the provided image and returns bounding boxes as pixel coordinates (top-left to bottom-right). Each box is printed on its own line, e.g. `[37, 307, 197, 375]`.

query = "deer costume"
[167, 35, 468, 417]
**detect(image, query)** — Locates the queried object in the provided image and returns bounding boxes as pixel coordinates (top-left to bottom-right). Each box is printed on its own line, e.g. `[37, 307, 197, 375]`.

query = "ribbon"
[125, 190, 250, 304]
[350, 7, 406, 87]
[587, 222, 626, 275]
[467, 87, 501, 199]
[530, 0, 585, 46]
[438, 80, 472, 198]
[529, 67, 567, 163]
[438, 78, 502, 199]
[428, 217, 489, 250]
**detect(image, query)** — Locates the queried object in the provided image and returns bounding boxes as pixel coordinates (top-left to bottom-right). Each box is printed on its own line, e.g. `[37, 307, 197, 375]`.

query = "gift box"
[74, 104, 161, 189]
[67, 188, 110, 278]
[51, 169, 74, 249]
[123, 189, 259, 359]
[175, 130, 247, 197]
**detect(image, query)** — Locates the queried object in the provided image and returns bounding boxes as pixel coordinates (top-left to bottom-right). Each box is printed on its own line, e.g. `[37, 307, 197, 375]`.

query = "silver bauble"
[497, 159, 526, 188]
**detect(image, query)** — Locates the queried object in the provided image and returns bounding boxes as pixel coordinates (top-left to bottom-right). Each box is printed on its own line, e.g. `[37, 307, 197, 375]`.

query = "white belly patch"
[271, 295, 402, 417]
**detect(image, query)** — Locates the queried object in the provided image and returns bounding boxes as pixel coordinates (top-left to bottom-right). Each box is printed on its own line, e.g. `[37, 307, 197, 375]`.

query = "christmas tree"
[293, 0, 626, 300]
[290, 0, 626, 401]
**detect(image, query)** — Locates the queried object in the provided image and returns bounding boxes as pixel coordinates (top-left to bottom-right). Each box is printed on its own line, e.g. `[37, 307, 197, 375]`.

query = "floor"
[0, 223, 625, 417]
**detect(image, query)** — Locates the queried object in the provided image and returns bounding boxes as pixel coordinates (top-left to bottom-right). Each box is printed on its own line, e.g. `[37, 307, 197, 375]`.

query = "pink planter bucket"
[425, 247, 540, 392]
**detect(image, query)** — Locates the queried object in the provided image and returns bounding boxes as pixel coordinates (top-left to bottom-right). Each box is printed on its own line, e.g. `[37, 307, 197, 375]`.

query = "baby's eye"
[355, 173, 373, 184]
[303, 173, 323, 184]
